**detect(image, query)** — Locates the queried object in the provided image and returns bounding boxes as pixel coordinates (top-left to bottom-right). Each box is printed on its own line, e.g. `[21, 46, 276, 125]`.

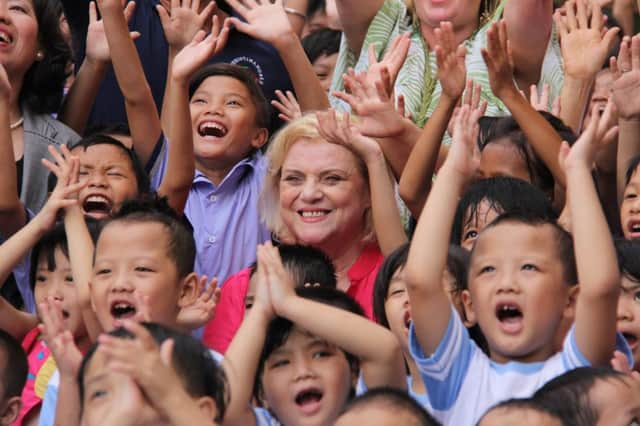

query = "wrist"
[562, 76, 594, 97]
[272, 30, 298, 52]
[85, 56, 109, 71]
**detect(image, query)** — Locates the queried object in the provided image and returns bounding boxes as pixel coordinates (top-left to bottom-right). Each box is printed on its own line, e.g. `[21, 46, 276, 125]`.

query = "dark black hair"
[532, 367, 629, 426]
[189, 63, 271, 131]
[77, 322, 228, 422]
[30, 219, 101, 292]
[474, 212, 577, 286]
[85, 123, 131, 138]
[254, 286, 363, 402]
[306, 0, 325, 16]
[615, 238, 640, 283]
[98, 195, 195, 278]
[249, 244, 337, 287]
[0, 329, 28, 400]
[69, 134, 150, 195]
[19, 0, 73, 115]
[302, 29, 342, 63]
[479, 113, 576, 198]
[479, 398, 564, 425]
[625, 154, 640, 187]
[373, 243, 409, 329]
[451, 177, 558, 246]
[341, 387, 440, 426]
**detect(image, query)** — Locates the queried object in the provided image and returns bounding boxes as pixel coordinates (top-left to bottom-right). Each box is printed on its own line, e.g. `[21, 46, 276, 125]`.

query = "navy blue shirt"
[62, 0, 292, 130]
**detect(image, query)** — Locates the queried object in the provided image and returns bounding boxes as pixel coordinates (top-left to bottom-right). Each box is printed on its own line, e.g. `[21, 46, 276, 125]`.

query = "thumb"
[159, 339, 175, 367]
[228, 17, 252, 35]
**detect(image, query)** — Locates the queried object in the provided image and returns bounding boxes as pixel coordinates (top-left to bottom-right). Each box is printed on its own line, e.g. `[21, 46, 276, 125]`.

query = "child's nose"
[293, 358, 315, 381]
[618, 297, 634, 321]
[111, 272, 134, 292]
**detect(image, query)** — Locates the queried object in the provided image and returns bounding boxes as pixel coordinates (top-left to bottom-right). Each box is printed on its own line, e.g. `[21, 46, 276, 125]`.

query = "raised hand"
[316, 109, 383, 165]
[87, 0, 139, 64]
[37, 146, 86, 232]
[444, 104, 481, 179]
[271, 90, 302, 122]
[39, 298, 83, 378]
[157, 0, 217, 51]
[252, 243, 276, 320]
[447, 80, 487, 138]
[171, 16, 231, 83]
[176, 276, 219, 331]
[434, 21, 466, 101]
[226, 0, 293, 46]
[555, 0, 619, 79]
[612, 35, 640, 120]
[482, 20, 517, 100]
[333, 67, 406, 138]
[559, 103, 604, 173]
[364, 33, 411, 95]
[260, 243, 296, 316]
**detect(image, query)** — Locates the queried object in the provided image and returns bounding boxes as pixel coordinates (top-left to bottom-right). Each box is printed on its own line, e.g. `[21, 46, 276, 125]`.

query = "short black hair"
[341, 387, 440, 426]
[98, 195, 195, 278]
[475, 212, 577, 286]
[625, 154, 640, 187]
[69, 134, 150, 196]
[479, 398, 563, 425]
[615, 238, 640, 283]
[451, 177, 558, 245]
[532, 367, 629, 426]
[306, 0, 325, 16]
[30, 219, 101, 292]
[189, 63, 271, 131]
[78, 322, 228, 422]
[373, 243, 410, 329]
[20, 0, 73, 115]
[302, 29, 342, 63]
[85, 123, 131, 138]
[254, 286, 363, 401]
[0, 329, 28, 400]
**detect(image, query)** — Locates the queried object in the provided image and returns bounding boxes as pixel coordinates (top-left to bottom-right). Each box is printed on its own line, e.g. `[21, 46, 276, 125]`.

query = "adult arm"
[334, 0, 385, 54]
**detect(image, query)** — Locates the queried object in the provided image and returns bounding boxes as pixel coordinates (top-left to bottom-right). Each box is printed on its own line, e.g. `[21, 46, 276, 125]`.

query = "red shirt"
[203, 245, 384, 353]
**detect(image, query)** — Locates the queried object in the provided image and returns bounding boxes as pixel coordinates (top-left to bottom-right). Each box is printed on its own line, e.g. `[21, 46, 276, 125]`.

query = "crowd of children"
[2, 0, 640, 424]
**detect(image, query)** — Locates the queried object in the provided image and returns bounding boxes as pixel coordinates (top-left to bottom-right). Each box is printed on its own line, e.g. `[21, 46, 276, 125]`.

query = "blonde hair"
[260, 113, 374, 244]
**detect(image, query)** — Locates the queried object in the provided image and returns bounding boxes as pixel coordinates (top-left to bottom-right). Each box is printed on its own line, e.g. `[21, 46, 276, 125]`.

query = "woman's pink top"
[203, 245, 384, 354]
[13, 328, 57, 426]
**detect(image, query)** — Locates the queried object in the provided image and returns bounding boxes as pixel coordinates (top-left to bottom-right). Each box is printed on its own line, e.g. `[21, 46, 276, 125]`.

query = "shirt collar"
[347, 244, 382, 283]
[194, 151, 263, 188]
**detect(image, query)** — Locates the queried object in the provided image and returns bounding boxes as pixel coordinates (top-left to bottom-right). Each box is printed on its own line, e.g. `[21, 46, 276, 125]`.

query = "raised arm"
[503, 0, 553, 88]
[554, 0, 620, 132]
[404, 105, 479, 356]
[98, 0, 162, 167]
[158, 19, 230, 214]
[334, 0, 384, 54]
[561, 105, 620, 366]
[265, 243, 406, 389]
[222, 245, 274, 426]
[613, 35, 640, 203]
[316, 109, 407, 256]
[58, 1, 138, 135]
[483, 20, 566, 188]
[399, 22, 471, 218]
[226, 0, 330, 112]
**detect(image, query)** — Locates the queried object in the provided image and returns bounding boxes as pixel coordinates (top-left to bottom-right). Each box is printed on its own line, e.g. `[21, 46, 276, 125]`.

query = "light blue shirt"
[151, 140, 271, 285]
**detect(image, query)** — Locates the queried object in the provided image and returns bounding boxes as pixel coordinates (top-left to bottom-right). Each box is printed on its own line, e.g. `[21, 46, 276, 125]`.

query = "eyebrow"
[84, 373, 108, 388]
[621, 281, 640, 292]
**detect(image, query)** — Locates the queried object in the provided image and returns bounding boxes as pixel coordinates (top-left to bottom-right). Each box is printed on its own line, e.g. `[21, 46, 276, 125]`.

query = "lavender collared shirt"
[151, 141, 271, 285]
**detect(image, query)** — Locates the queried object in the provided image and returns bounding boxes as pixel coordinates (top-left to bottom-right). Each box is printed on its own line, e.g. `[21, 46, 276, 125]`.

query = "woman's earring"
[35, 51, 44, 61]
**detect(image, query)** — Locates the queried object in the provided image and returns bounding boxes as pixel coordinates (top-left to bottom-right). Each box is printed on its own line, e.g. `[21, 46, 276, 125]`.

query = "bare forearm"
[399, 96, 457, 217]
[273, 33, 329, 112]
[334, 0, 384, 53]
[54, 377, 81, 426]
[559, 77, 593, 133]
[58, 59, 108, 135]
[283, 0, 308, 36]
[378, 118, 421, 179]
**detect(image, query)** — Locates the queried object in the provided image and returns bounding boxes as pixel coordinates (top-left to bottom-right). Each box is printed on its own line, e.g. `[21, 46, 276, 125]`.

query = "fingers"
[89, 1, 98, 23]
[123, 1, 136, 22]
[632, 35, 640, 71]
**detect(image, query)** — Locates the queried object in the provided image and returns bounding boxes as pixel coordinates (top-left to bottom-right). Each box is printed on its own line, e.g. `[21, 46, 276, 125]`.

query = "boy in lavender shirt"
[152, 63, 271, 285]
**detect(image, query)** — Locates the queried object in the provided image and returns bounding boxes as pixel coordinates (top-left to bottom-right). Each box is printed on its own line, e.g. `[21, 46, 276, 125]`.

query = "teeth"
[301, 211, 327, 218]
[199, 121, 227, 134]
[87, 195, 109, 203]
[0, 31, 11, 44]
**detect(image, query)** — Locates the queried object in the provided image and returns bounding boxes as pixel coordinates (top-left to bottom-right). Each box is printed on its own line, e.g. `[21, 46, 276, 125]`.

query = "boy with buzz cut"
[404, 78, 630, 426]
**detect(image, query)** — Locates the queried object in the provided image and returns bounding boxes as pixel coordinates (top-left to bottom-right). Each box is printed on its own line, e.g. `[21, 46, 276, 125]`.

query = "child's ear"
[562, 285, 580, 320]
[0, 396, 22, 426]
[195, 396, 217, 422]
[461, 290, 477, 326]
[250, 127, 269, 150]
[177, 272, 199, 308]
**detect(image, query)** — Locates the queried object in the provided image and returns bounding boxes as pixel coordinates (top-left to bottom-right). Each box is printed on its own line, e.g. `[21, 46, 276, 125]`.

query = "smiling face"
[617, 276, 640, 370]
[0, 0, 40, 78]
[621, 168, 640, 239]
[260, 327, 355, 426]
[465, 222, 572, 363]
[73, 144, 139, 220]
[190, 75, 267, 177]
[91, 221, 188, 332]
[33, 247, 86, 339]
[279, 139, 371, 252]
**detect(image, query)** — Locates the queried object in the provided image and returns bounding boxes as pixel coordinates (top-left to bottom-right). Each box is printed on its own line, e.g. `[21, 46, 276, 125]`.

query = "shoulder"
[23, 109, 81, 147]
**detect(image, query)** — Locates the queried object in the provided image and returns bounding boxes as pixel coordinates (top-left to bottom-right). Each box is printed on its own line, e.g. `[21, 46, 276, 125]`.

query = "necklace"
[10, 117, 23, 130]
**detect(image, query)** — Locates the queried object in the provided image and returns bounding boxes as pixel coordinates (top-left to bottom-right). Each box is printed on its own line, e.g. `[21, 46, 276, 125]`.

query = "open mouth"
[83, 195, 112, 218]
[623, 332, 638, 349]
[628, 220, 640, 238]
[61, 309, 70, 319]
[0, 31, 13, 45]
[298, 210, 330, 219]
[403, 310, 411, 330]
[496, 303, 523, 333]
[198, 121, 228, 138]
[294, 387, 323, 415]
[110, 301, 137, 320]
